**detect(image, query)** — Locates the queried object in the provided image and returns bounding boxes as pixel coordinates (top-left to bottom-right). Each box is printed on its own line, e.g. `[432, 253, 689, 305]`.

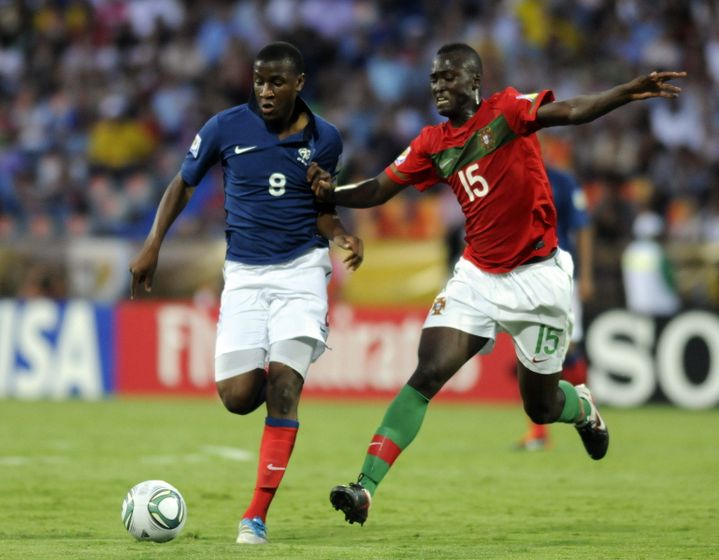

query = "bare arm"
[537, 71, 686, 127]
[316, 211, 364, 271]
[129, 172, 195, 298]
[307, 163, 407, 207]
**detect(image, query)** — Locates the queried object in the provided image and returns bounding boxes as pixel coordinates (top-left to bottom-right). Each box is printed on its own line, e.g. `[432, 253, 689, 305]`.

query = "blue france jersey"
[547, 167, 589, 264]
[181, 97, 342, 264]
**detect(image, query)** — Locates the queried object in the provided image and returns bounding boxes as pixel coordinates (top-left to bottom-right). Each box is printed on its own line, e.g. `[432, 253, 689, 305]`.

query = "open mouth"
[260, 102, 275, 114]
[435, 96, 450, 108]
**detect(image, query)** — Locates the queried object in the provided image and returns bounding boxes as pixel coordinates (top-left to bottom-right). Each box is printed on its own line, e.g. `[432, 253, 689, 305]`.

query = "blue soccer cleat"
[237, 516, 268, 544]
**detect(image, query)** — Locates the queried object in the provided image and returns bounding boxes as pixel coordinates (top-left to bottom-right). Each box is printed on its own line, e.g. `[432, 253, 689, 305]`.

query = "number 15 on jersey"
[458, 163, 489, 203]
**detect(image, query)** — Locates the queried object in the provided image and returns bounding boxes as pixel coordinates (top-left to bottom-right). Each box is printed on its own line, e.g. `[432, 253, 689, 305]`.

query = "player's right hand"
[129, 246, 160, 300]
[307, 161, 334, 202]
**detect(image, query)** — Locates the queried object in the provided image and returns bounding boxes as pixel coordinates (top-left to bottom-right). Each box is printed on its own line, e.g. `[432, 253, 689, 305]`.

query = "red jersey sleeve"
[496, 87, 555, 136]
[384, 130, 440, 192]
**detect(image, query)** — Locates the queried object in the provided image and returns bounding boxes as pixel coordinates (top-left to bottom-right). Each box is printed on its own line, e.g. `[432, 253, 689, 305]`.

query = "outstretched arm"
[316, 211, 364, 271]
[307, 163, 407, 208]
[537, 71, 686, 127]
[129, 172, 195, 298]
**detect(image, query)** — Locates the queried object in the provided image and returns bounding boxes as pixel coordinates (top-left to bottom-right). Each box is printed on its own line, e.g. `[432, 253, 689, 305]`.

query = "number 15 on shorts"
[534, 325, 563, 355]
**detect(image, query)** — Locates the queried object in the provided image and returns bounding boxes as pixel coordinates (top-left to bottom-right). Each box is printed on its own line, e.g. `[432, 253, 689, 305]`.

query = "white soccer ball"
[121, 480, 187, 543]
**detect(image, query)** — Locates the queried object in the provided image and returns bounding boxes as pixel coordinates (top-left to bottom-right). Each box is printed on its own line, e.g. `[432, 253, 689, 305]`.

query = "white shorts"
[423, 249, 575, 374]
[215, 247, 332, 381]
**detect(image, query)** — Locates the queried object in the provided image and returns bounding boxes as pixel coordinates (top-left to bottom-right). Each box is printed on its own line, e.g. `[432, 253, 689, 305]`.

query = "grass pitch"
[1, 397, 717, 559]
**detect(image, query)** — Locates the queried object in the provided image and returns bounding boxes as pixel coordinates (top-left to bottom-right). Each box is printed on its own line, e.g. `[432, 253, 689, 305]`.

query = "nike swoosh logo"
[234, 145, 257, 155]
[267, 464, 286, 471]
[531, 357, 550, 363]
[368, 442, 382, 448]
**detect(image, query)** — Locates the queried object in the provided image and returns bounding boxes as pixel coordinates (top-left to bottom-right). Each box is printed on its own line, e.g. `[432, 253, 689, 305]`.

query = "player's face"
[253, 58, 305, 124]
[430, 53, 478, 119]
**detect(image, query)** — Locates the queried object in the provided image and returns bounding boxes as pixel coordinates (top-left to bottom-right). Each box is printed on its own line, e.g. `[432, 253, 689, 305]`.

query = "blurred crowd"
[0, 0, 718, 306]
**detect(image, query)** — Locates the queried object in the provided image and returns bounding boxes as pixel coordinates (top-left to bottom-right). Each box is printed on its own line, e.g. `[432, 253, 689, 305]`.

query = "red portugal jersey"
[385, 87, 558, 273]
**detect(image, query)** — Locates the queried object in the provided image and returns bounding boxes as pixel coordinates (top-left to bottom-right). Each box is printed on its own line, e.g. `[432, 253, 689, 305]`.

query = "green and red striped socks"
[557, 380, 591, 424]
[358, 384, 430, 495]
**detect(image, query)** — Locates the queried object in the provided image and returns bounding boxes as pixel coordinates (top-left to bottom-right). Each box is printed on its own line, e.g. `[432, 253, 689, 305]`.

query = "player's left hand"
[626, 71, 686, 100]
[333, 234, 364, 271]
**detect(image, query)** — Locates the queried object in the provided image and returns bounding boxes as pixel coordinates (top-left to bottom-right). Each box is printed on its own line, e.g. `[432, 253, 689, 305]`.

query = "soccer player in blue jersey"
[515, 164, 595, 450]
[129, 41, 363, 545]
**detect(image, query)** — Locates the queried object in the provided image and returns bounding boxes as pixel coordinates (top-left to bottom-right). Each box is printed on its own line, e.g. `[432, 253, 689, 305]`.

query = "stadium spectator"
[129, 41, 363, 544]
[0, 1, 718, 306]
[622, 211, 681, 317]
[87, 94, 157, 174]
[309, 42, 684, 526]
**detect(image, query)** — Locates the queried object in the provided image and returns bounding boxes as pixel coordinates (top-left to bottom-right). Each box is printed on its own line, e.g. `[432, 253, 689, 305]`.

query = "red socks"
[242, 417, 299, 522]
[529, 421, 548, 440]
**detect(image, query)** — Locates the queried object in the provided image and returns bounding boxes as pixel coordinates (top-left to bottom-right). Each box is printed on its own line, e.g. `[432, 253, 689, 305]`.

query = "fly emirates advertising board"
[0, 299, 717, 408]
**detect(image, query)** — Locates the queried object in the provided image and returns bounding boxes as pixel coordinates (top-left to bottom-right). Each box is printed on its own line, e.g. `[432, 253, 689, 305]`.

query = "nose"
[259, 83, 274, 98]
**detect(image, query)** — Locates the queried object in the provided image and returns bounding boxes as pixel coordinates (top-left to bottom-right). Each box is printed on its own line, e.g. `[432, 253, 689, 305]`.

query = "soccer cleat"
[330, 482, 372, 525]
[574, 384, 609, 460]
[236, 516, 268, 544]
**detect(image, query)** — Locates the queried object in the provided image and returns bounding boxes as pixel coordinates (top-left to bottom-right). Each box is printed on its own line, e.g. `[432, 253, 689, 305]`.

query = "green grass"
[1, 398, 717, 559]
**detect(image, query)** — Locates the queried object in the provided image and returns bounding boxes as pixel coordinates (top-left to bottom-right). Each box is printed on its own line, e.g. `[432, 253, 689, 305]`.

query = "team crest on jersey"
[190, 134, 201, 158]
[297, 147, 312, 166]
[394, 146, 411, 166]
[430, 296, 447, 316]
[478, 127, 496, 151]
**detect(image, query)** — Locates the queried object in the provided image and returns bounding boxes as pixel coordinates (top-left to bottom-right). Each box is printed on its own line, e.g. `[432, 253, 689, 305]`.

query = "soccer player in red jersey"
[308, 43, 685, 526]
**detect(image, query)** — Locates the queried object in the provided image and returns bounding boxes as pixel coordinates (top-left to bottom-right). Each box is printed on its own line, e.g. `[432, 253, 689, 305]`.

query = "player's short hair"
[436, 43, 483, 75]
[255, 41, 305, 75]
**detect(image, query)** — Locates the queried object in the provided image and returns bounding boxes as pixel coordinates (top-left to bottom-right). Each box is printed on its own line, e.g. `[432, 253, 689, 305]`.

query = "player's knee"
[408, 362, 449, 399]
[523, 399, 555, 424]
[219, 393, 255, 415]
[217, 383, 259, 415]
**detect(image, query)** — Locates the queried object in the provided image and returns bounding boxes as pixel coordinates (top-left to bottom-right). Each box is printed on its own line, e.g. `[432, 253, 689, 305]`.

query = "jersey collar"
[248, 94, 318, 142]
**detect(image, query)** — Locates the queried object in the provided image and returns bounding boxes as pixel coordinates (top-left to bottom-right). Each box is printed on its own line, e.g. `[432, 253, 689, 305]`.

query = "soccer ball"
[121, 480, 187, 542]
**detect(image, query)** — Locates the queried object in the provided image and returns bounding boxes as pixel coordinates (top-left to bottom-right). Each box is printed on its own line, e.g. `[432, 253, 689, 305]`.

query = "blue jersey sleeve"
[180, 115, 221, 186]
[311, 123, 342, 214]
[316, 121, 343, 178]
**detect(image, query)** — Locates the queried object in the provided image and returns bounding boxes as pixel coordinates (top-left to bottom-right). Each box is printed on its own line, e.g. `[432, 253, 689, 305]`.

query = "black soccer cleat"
[574, 384, 609, 460]
[329, 482, 372, 525]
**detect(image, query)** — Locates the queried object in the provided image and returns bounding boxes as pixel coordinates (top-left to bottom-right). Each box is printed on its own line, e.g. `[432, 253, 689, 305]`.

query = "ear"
[296, 73, 306, 93]
[472, 74, 482, 104]
[473, 73, 482, 92]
